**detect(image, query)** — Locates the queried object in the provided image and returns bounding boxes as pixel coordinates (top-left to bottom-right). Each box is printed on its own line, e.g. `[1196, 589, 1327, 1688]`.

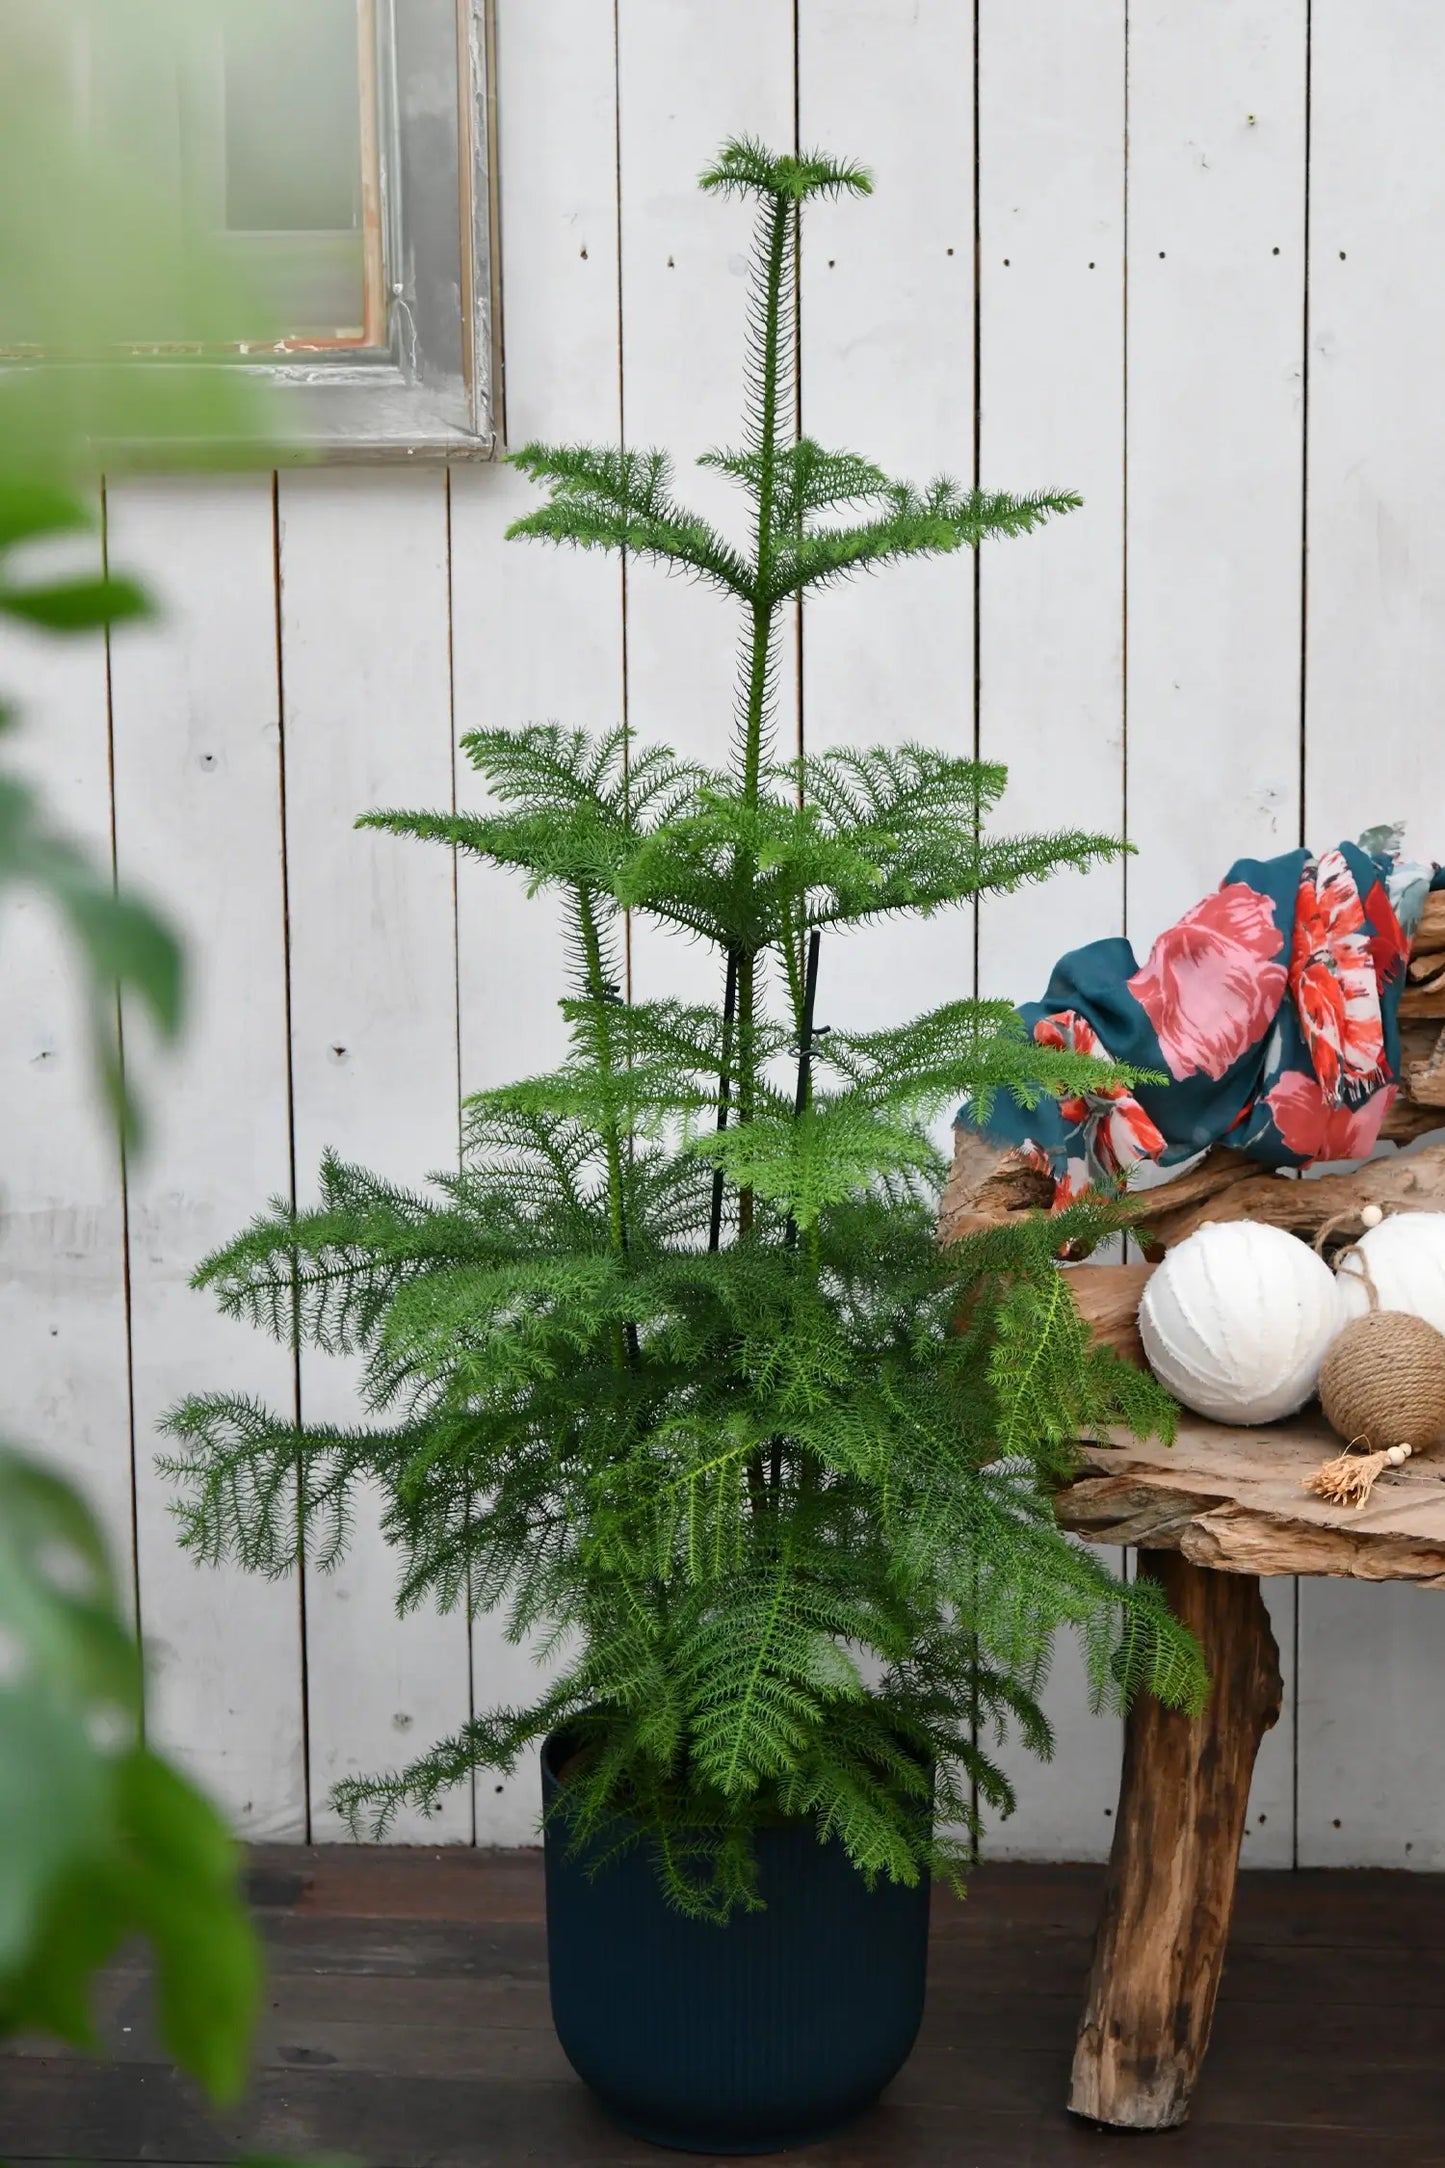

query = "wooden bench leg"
[1067, 1552, 1283, 2130]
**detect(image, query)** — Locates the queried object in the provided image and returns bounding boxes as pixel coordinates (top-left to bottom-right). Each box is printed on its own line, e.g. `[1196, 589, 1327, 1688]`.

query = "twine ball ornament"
[1318, 1308, 1445, 1453]
[1304, 1216, 1445, 1508]
[1138, 1220, 1342, 1425]
[1335, 1209, 1445, 1337]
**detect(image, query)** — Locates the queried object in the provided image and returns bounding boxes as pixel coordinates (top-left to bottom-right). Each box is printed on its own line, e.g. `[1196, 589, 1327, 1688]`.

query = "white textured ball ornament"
[1335, 1211, 1445, 1338]
[1139, 1222, 1343, 1425]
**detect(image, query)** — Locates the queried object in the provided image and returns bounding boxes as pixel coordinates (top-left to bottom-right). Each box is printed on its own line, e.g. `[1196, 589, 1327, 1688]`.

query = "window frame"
[11, 0, 503, 466]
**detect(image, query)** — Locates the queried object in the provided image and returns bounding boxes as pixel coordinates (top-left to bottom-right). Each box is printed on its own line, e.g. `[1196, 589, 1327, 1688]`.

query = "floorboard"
[5, 1852, 1445, 2166]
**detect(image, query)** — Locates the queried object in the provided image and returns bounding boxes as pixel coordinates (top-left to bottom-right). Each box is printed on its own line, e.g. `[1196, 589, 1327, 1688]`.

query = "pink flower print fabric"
[1288, 848, 1390, 1103]
[1032, 1009, 1166, 1206]
[960, 837, 1432, 1202]
[1127, 883, 1289, 1085]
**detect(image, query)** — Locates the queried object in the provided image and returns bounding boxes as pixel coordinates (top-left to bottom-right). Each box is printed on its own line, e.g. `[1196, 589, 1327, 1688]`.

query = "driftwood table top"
[1057, 1414, 1445, 1587]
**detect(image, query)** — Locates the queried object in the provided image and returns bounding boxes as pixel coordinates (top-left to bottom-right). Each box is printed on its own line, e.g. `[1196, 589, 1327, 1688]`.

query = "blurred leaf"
[0, 0, 277, 478]
[0, 1751, 261, 2100]
[0, 1451, 262, 2103]
[0, 1688, 110, 1973]
[0, 1838, 127, 2052]
[0, 573, 152, 631]
[0, 478, 91, 550]
[0, 1452, 140, 1714]
[113, 1749, 262, 2101]
[59, 877, 186, 1039]
[0, 773, 185, 1144]
[0, 2, 287, 2132]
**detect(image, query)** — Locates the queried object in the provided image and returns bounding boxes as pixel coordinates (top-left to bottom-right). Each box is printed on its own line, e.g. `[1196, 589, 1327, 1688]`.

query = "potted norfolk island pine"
[162, 142, 1204, 2156]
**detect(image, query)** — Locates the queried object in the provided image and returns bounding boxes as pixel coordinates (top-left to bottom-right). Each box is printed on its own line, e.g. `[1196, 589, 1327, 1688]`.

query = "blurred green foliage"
[0, 1451, 261, 2101]
[0, 4, 304, 2152]
[0, 0, 278, 1145]
[0, 0, 273, 471]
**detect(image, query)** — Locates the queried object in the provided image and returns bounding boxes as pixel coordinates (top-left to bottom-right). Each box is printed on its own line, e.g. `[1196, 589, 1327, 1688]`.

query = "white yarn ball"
[1335, 1212, 1445, 1337]
[1139, 1222, 1342, 1425]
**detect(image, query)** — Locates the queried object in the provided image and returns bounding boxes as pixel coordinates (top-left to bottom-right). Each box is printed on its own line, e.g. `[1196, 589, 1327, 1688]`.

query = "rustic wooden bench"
[935, 888, 1445, 2130]
[1054, 1414, 1445, 2129]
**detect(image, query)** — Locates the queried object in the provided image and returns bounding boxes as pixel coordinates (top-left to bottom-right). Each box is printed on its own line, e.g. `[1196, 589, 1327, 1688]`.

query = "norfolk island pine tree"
[161, 140, 1204, 1920]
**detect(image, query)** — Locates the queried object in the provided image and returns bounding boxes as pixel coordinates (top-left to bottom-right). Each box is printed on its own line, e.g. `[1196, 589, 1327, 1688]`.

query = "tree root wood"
[1067, 1554, 1282, 2131]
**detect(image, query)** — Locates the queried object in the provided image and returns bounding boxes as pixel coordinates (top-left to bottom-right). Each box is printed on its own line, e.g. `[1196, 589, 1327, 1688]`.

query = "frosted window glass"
[221, 0, 363, 237]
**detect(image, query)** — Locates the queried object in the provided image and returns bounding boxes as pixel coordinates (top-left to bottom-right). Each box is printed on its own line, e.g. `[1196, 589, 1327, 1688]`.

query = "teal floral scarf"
[963, 837, 1441, 1205]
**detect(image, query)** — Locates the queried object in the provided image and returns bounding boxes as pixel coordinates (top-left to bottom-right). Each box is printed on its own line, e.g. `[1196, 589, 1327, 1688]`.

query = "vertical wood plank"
[277, 467, 471, 1843]
[617, 0, 798, 1007]
[0, 523, 133, 1575]
[107, 477, 306, 1839]
[797, 0, 974, 1040]
[1298, 0, 1445, 1871]
[1125, 0, 1308, 1870]
[1304, 1, 1445, 851]
[977, 0, 1125, 1004]
[1239, 1580, 1295, 1869]
[1297, 1585, 1445, 1869]
[1125, 0, 1308, 938]
[973, 0, 1129, 1862]
[450, 0, 628, 1843]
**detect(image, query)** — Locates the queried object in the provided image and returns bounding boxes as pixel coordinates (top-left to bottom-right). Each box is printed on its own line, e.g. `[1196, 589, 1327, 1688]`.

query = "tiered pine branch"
[162, 139, 1198, 1919]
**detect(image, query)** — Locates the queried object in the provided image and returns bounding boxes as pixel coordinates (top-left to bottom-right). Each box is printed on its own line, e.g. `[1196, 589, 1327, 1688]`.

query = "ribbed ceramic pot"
[541, 1730, 932, 2155]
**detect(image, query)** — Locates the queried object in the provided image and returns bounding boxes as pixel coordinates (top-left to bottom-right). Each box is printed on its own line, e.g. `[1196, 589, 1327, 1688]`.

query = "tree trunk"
[1067, 1553, 1282, 2130]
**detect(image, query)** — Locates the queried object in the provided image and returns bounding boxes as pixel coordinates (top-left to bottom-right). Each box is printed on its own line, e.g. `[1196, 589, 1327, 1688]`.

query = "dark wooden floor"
[6, 1848, 1445, 2166]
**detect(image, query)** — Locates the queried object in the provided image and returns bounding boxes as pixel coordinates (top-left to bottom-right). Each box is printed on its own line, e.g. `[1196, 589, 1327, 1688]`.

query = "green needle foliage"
[164, 139, 1203, 1920]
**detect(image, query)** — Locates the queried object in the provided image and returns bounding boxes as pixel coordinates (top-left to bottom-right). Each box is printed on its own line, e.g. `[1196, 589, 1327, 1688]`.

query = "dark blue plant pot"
[541, 1731, 932, 2155]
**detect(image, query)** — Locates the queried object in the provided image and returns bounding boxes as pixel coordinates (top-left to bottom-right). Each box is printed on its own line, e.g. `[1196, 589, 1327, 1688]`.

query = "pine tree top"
[700, 136, 874, 203]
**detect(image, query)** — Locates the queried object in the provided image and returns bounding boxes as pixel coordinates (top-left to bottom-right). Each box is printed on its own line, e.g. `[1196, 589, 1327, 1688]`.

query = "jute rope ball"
[1319, 1308, 1445, 1453]
[1305, 1225, 1445, 1507]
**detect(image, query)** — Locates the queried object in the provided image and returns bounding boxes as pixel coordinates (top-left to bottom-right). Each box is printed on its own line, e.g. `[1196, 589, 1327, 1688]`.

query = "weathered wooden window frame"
[12, 0, 502, 466]
[260, 0, 502, 462]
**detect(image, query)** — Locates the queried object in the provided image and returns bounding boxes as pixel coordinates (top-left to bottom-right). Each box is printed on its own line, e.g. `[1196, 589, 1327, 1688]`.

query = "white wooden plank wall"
[106, 478, 306, 1836]
[3, 0, 1445, 1861]
[976, 0, 1129, 1862]
[453, 0, 625, 1845]
[799, 0, 974, 1047]
[276, 467, 471, 1842]
[1124, 0, 1309, 1868]
[1299, 0, 1445, 1869]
